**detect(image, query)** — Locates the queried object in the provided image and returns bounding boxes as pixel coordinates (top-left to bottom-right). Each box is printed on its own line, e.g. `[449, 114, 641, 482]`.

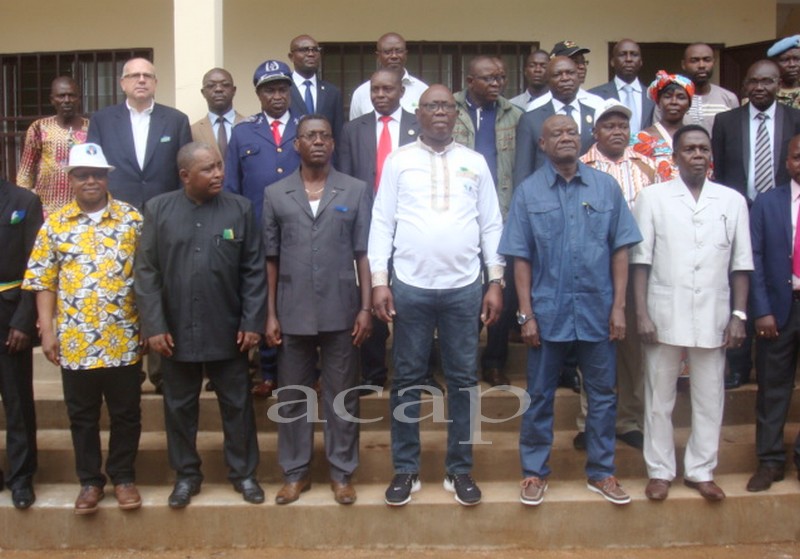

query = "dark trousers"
[0, 350, 37, 489]
[162, 354, 259, 484]
[481, 265, 518, 371]
[277, 330, 360, 482]
[755, 299, 800, 469]
[61, 363, 142, 487]
[359, 319, 389, 386]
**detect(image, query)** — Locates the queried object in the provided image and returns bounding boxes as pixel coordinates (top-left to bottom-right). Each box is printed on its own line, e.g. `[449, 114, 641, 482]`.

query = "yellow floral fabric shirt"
[23, 197, 143, 370]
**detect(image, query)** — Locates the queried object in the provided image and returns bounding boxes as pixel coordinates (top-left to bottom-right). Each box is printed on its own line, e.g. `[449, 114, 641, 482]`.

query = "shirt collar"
[614, 76, 642, 93]
[551, 98, 579, 113]
[209, 108, 236, 125]
[465, 92, 497, 111]
[265, 111, 290, 126]
[792, 179, 800, 202]
[748, 101, 777, 120]
[126, 100, 154, 116]
[292, 72, 317, 89]
[375, 105, 403, 123]
[416, 136, 457, 155]
[544, 160, 585, 187]
[61, 194, 118, 221]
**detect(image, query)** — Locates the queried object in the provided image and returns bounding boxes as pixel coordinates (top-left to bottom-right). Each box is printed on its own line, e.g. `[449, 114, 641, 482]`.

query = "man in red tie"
[747, 133, 800, 492]
[338, 68, 419, 393]
[224, 59, 301, 399]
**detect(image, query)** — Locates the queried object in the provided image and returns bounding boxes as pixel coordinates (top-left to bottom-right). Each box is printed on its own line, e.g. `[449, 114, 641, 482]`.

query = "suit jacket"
[191, 111, 246, 157]
[513, 101, 595, 186]
[87, 102, 192, 210]
[588, 79, 655, 131]
[750, 183, 795, 328]
[263, 168, 370, 335]
[712, 102, 800, 199]
[290, 79, 344, 142]
[337, 109, 419, 200]
[223, 112, 301, 225]
[0, 180, 43, 351]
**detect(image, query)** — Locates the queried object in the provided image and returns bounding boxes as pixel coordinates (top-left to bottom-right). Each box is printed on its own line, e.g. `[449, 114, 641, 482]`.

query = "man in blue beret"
[769, 35, 800, 109]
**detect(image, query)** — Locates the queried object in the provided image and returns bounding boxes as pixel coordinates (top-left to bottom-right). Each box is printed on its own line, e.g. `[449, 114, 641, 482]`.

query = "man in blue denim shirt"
[500, 115, 641, 507]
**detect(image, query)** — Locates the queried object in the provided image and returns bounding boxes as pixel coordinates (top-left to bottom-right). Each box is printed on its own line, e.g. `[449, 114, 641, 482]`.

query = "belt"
[0, 280, 22, 293]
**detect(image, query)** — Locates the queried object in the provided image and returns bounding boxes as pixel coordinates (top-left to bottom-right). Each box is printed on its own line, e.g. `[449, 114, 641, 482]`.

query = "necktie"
[303, 80, 314, 114]
[271, 120, 282, 145]
[563, 104, 578, 129]
[375, 115, 392, 192]
[216, 116, 228, 156]
[622, 84, 639, 136]
[754, 113, 774, 194]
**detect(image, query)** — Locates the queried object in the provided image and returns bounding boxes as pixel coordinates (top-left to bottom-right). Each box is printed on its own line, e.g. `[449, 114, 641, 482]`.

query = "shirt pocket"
[212, 237, 243, 271]
[526, 201, 562, 242]
[238, 143, 261, 161]
[713, 214, 733, 250]
[584, 200, 613, 241]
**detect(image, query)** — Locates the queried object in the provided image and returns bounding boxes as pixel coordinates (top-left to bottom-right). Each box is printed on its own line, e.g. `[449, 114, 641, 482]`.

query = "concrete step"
[8, 380, 790, 433]
[0, 473, 797, 550]
[23, 423, 797, 485]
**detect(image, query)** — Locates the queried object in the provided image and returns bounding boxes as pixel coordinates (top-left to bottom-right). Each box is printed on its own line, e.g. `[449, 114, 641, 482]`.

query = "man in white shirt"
[370, 85, 504, 508]
[527, 41, 604, 113]
[349, 32, 428, 120]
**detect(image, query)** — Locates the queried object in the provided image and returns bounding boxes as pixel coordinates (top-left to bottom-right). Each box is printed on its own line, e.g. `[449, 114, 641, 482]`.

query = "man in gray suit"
[264, 115, 372, 506]
[514, 56, 596, 186]
[338, 68, 419, 392]
[588, 39, 655, 136]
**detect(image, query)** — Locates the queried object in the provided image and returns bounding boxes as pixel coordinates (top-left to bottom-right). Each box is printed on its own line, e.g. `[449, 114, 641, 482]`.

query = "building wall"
[0, 0, 778, 119]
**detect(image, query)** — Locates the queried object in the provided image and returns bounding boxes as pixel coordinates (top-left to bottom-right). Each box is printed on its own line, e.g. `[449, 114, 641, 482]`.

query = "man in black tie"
[287, 35, 344, 145]
[191, 68, 245, 159]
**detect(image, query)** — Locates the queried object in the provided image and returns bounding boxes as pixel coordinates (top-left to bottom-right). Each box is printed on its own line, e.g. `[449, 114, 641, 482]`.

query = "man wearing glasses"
[369, 85, 505, 507]
[453, 55, 523, 388]
[349, 32, 428, 120]
[287, 35, 344, 144]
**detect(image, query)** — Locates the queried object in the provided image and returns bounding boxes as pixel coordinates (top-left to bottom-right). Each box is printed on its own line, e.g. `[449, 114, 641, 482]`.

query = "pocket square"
[10, 210, 26, 224]
[160, 135, 172, 143]
[335, 205, 349, 212]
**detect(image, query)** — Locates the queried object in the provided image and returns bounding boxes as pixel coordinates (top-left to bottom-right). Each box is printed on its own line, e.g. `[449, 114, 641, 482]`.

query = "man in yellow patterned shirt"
[23, 143, 143, 515]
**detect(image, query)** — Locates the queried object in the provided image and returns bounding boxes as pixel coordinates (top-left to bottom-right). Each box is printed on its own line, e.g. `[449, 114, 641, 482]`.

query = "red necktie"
[271, 120, 282, 145]
[793, 200, 800, 278]
[375, 115, 392, 192]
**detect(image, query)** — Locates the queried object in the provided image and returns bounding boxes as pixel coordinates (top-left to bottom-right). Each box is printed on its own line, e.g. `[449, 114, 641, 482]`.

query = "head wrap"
[768, 35, 800, 58]
[647, 71, 695, 102]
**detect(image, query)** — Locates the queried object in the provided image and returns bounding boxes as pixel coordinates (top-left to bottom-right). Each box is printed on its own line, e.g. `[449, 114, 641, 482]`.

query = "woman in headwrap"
[632, 71, 695, 182]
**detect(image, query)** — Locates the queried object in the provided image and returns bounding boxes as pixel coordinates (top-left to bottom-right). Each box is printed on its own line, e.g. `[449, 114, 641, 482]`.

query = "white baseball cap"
[64, 143, 115, 173]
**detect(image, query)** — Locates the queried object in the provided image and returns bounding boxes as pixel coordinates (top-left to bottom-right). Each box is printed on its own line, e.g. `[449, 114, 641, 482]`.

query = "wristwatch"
[516, 311, 534, 325]
[489, 278, 506, 289]
[731, 310, 747, 321]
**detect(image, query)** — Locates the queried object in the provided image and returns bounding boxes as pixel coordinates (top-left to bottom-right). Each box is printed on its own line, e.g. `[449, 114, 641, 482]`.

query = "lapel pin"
[585, 115, 593, 124]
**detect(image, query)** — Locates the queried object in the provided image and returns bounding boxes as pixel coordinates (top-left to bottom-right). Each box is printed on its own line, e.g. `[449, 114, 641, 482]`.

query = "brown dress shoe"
[331, 480, 357, 505]
[746, 463, 784, 492]
[482, 368, 510, 387]
[684, 479, 725, 501]
[114, 483, 142, 510]
[251, 379, 276, 399]
[645, 478, 671, 501]
[275, 478, 311, 505]
[75, 485, 105, 515]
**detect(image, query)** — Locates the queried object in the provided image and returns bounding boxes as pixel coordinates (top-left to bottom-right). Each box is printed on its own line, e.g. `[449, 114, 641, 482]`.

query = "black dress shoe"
[11, 486, 35, 510]
[616, 430, 644, 450]
[746, 463, 785, 492]
[234, 478, 265, 504]
[482, 367, 510, 387]
[168, 480, 201, 509]
[724, 372, 749, 390]
[573, 431, 586, 451]
[559, 368, 581, 393]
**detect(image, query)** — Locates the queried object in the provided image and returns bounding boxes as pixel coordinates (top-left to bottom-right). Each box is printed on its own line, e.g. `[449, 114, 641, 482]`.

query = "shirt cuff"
[487, 265, 505, 283]
[372, 271, 389, 287]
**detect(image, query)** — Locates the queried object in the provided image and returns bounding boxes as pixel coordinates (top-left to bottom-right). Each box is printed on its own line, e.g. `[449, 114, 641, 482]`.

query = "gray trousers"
[277, 330, 359, 483]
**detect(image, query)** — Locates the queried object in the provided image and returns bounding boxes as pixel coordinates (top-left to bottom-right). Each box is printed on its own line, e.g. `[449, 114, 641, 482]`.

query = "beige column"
[173, 0, 223, 120]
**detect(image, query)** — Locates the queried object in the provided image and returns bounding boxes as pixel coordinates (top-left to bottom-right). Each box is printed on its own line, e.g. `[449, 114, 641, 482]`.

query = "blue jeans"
[390, 277, 482, 475]
[520, 339, 617, 481]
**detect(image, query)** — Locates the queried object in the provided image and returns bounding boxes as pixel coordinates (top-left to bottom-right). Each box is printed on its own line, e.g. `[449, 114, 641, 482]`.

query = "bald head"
[611, 39, 642, 83]
[201, 68, 236, 115]
[540, 115, 580, 166]
[417, 85, 457, 151]
[377, 32, 408, 70]
[744, 59, 781, 111]
[288, 34, 321, 78]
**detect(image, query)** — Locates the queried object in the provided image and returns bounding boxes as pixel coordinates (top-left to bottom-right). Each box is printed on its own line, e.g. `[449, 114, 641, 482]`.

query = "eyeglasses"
[472, 75, 507, 84]
[745, 77, 779, 87]
[297, 131, 333, 141]
[418, 102, 458, 114]
[292, 46, 322, 54]
[123, 72, 156, 81]
[378, 48, 407, 56]
[71, 169, 109, 181]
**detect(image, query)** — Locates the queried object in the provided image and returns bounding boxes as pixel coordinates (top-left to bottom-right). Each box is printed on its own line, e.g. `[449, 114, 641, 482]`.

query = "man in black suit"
[588, 39, 655, 136]
[0, 176, 42, 510]
[338, 68, 418, 392]
[514, 56, 596, 186]
[713, 60, 800, 388]
[88, 57, 192, 393]
[747, 134, 800, 492]
[288, 35, 344, 144]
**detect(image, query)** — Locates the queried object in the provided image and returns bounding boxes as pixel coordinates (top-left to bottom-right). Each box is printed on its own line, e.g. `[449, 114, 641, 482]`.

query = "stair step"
[0, 473, 797, 550]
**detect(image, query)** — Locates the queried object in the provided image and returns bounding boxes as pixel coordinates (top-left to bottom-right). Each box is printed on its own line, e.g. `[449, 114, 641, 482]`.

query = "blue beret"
[253, 60, 292, 88]
[768, 35, 800, 58]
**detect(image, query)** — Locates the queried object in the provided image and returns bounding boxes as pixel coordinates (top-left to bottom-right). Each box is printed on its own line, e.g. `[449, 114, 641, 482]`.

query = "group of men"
[1, 30, 800, 517]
